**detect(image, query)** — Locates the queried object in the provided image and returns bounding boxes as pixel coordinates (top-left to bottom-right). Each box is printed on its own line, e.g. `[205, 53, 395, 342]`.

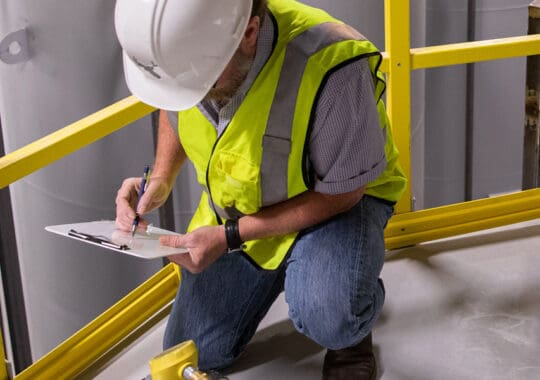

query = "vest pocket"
[211, 150, 261, 215]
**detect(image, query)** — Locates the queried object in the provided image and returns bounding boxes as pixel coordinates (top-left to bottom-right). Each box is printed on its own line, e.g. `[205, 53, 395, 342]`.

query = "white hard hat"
[114, 0, 253, 111]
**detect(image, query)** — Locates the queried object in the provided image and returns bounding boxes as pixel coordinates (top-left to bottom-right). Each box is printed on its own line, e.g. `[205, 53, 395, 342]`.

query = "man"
[114, 0, 406, 378]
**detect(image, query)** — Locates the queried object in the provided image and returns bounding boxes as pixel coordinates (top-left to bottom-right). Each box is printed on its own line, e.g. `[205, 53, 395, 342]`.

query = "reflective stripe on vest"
[262, 22, 367, 206]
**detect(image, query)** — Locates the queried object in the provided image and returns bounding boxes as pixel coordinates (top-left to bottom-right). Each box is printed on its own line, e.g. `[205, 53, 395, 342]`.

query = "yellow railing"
[13, 264, 180, 380]
[383, 2, 540, 213]
[0, 0, 539, 377]
[0, 97, 155, 189]
[0, 330, 8, 380]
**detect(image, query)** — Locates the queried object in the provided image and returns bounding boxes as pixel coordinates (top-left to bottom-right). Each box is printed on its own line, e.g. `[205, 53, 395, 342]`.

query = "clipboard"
[45, 220, 188, 259]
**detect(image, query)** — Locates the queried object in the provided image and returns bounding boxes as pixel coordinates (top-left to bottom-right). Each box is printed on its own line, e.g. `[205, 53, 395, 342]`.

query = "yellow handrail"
[13, 264, 180, 380]
[380, 34, 540, 72]
[385, 188, 540, 249]
[0, 97, 155, 189]
[411, 34, 540, 70]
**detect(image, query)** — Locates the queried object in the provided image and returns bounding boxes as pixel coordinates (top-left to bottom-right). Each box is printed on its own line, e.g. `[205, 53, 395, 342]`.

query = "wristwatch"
[224, 219, 244, 252]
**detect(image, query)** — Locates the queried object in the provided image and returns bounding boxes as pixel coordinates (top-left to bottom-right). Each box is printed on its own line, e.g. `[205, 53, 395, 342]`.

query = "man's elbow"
[327, 185, 366, 214]
[345, 185, 366, 209]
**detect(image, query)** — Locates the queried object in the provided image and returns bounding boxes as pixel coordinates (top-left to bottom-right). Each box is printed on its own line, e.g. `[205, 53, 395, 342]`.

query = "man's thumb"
[160, 234, 185, 248]
[136, 193, 152, 215]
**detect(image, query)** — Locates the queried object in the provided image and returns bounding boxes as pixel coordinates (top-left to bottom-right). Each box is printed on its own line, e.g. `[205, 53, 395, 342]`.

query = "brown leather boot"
[322, 333, 376, 380]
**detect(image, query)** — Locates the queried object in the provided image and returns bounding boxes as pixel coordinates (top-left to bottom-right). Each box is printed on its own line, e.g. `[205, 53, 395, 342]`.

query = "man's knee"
[287, 284, 384, 349]
[197, 346, 237, 371]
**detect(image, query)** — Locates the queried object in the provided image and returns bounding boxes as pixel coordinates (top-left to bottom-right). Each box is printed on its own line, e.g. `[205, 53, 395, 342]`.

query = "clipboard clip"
[68, 229, 130, 251]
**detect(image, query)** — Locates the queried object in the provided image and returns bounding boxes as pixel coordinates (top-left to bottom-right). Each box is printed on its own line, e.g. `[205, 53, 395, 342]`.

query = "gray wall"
[0, 0, 162, 361]
[470, 0, 528, 200]
[424, 0, 528, 207]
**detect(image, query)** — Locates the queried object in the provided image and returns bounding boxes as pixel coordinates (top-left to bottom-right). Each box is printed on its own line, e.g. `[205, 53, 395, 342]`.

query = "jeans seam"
[225, 268, 284, 360]
[351, 198, 369, 319]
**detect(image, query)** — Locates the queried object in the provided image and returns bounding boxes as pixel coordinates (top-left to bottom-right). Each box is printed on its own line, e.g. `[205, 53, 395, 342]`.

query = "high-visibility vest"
[177, 0, 407, 270]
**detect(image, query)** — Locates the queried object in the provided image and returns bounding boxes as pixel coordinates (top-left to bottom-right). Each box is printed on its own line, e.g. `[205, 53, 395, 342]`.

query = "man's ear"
[239, 16, 260, 57]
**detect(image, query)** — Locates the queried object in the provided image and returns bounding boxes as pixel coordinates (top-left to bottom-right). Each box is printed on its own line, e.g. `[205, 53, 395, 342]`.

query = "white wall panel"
[424, 0, 529, 207]
[471, 0, 528, 199]
[0, 0, 162, 362]
[424, 0, 469, 208]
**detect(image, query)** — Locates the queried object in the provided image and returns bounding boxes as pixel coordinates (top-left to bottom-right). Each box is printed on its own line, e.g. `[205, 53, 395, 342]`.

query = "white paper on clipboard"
[45, 220, 188, 259]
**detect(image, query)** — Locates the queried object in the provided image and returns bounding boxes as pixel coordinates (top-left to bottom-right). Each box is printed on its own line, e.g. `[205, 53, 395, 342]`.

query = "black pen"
[131, 165, 150, 236]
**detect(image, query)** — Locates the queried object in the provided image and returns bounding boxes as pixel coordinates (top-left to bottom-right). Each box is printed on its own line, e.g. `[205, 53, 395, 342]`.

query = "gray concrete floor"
[92, 219, 540, 380]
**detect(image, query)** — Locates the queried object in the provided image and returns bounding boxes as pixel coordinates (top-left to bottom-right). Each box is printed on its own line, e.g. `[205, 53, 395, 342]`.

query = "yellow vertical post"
[0, 329, 8, 380]
[384, 0, 412, 213]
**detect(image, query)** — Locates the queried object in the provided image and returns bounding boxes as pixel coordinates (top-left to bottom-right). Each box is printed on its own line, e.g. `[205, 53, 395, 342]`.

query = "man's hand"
[162, 225, 228, 274]
[115, 176, 172, 232]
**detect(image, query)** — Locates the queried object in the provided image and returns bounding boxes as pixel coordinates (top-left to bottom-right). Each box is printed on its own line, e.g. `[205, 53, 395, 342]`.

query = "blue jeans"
[163, 195, 394, 371]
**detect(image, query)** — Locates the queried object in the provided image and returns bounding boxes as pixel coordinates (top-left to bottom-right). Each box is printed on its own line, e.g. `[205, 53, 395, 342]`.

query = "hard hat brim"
[122, 51, 208, 111]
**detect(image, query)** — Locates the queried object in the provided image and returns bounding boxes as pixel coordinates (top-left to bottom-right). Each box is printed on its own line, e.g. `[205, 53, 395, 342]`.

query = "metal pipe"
[523, 0, 540, 189]
[0, 116, 32, 373]
[465, 0, 477, 201]
[183, 366, 210, 380]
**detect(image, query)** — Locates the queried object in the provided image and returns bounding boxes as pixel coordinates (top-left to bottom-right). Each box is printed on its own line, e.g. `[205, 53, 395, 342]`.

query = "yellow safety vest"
[177, 0, 407, 270]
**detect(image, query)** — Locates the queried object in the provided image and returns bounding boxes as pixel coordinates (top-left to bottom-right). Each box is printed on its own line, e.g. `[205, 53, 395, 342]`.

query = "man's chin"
[203, 56, 252, 106]
[204, 89, 232, 105]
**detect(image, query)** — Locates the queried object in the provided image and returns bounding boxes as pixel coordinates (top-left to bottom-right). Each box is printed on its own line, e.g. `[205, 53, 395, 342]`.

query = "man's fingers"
[161, 235, 203, 272]
[135, 191, 153, 215]
[115, 212, 134, 231]
[116, 215, 149, 233]
[115, 177, 140, 230]
[115, 177, 152, 231]
[115, 178, 139, 206]
[160, 235, 186, 248]
[135, 217, 149, 231]
[167, 253, 194, 273]
[136, 180, 169, 214]
[115, 207, 134, 231]
[167, 252, 204, 274]
[115, 196, 137, 228]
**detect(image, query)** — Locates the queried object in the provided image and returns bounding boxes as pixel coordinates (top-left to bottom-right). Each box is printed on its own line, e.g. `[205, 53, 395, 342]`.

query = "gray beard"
[204, 53, 253, 107]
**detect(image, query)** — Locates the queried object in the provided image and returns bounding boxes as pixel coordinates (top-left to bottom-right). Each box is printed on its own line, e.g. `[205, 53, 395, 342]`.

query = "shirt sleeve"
[308, 58, 387, 194]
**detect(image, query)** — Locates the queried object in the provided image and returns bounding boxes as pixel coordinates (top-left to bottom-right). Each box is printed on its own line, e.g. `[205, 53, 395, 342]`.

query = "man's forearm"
[152, 110, 186, 188]
[238, 186, 365, 242]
